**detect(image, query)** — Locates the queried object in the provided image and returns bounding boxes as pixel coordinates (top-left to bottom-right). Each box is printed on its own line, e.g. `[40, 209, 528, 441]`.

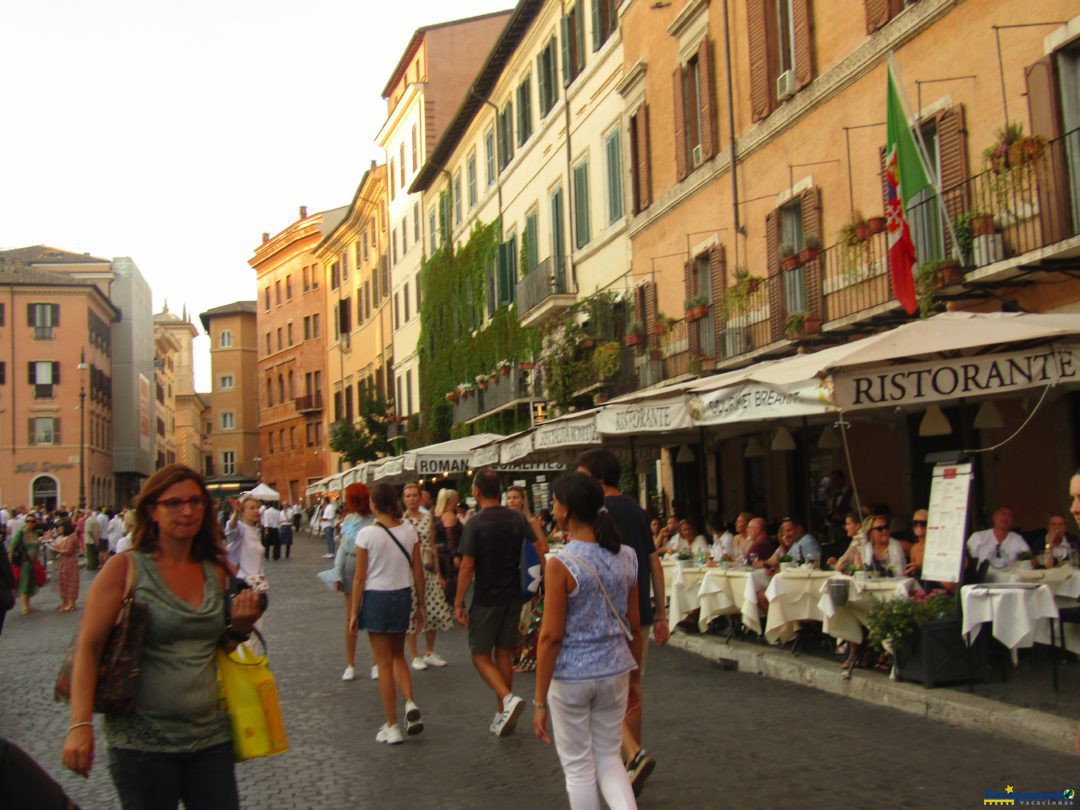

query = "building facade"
[315, 163, 395, 470]
[250, 206, 347, 503]
[199, 302, 260, 491]
[0, 257, 119, 511]
[379, 11, 513, 426]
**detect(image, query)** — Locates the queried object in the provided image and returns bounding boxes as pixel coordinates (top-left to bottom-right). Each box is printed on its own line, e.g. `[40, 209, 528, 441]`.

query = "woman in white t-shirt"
[349, 483, 426, 745]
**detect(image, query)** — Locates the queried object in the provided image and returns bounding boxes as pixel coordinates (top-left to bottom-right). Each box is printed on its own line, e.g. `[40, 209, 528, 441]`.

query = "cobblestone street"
[4, 531, 1079, 809]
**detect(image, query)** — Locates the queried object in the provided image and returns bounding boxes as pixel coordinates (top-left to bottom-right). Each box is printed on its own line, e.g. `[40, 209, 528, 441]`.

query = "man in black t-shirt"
[577, 448, 669, 798]
[454, 470, 536, 738]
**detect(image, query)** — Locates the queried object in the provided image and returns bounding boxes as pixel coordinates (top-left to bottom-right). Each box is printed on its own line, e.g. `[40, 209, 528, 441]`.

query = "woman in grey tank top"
[62, 465, 265, 810]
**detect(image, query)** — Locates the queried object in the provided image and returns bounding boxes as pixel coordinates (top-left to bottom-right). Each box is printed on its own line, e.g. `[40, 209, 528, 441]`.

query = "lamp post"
[78, 349, 88, 510]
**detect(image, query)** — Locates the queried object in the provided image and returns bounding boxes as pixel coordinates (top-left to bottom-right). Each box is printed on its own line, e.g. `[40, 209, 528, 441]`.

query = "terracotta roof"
[0, 257, 101, 287]
[0, 245, 110, 265]
[199, 300, 257, 332]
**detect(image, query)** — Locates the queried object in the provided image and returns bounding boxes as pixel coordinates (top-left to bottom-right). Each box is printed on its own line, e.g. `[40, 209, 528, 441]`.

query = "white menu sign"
[921, 461, 973, 584]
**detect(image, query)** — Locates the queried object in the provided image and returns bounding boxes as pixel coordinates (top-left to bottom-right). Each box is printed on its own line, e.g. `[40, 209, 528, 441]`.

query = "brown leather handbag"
[55, 554, 149, 714]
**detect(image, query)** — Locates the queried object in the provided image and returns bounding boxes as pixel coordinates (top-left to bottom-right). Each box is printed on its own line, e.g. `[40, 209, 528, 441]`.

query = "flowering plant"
[866, 589, 954, 653]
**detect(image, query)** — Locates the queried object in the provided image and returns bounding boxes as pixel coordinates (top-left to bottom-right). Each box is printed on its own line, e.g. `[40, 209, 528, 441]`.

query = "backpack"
[520, 528, 542, 602]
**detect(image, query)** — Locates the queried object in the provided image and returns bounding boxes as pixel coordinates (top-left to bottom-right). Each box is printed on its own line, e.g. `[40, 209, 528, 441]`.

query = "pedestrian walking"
[348, 483, 426, 745]
[224, 496, 266, 593]
[10, 515, 43, 615]
[48, 518, 80, 612]
[0, 532, 15, 636]
[434, 489, 463, 605]
[533, 472, 642, 810]
[454, 470, 540, 737]
[403, 483, 454, 672]
[61, 463, 264, 809]
[320, 498, 338, 559]
[507, 485, 548, 673]
[335, 483, 374, 681]
[278, 503, 294, 559]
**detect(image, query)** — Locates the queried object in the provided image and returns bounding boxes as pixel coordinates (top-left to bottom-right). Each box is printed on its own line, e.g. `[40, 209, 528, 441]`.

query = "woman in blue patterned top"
[533, 472, 642, 810]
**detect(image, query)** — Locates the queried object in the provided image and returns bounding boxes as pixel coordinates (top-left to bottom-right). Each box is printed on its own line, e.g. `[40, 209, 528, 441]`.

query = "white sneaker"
[489, 712, 502, 735]
[404, 700, 424, 736]
[321, 553, 334, 559]
[370, 665, 379, 680]
[375, 723, 404, 745]
[411, 656, 428, 671]
[342, 665, 356, 681]
[494, 694, 525, 737]
[422, 651, 447, 668]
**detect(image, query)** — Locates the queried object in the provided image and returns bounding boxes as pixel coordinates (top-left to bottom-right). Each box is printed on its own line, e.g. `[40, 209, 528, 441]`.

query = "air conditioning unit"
[776, 69, 796, 102]
[691, 144, 703, 168]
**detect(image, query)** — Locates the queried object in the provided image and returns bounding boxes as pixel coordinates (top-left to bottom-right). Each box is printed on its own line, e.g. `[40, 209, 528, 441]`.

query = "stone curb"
[668, 632, 1077, 755]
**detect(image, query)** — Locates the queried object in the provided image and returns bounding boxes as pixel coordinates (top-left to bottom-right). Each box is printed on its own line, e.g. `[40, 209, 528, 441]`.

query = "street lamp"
[78, 349, 88, 510]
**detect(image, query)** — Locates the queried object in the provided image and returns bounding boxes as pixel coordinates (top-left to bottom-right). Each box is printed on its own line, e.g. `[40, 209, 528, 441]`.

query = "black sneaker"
[627, 749, 656, 797]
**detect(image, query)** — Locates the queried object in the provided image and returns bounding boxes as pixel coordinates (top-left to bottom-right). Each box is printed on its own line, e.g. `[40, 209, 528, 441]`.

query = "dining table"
[984, 564, 1080, 653]
[696, 566, 770, 634]
[816, 574, 918, 644]
[663, 560, 709, 624]
[960, 583, 1059, 658]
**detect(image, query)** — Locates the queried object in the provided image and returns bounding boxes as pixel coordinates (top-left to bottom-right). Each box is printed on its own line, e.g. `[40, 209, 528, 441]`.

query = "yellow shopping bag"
[216, 635, 288, 761]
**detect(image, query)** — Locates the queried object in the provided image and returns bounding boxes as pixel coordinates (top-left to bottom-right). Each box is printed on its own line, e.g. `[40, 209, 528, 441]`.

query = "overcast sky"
[0, 0, 511, 389]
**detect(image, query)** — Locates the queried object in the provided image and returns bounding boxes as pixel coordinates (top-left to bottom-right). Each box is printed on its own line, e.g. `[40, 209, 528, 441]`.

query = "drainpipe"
[722, 0, 741, 267]
[561, 0, 576, 290]
[468, 87, 504, 239]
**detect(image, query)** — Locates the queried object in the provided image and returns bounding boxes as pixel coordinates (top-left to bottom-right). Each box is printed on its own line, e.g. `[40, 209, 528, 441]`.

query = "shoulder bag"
[54, 553, 149, 714]
[559, 550, 633, 641]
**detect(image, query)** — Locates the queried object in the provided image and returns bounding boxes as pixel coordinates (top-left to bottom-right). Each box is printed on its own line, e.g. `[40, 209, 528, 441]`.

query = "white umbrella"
[245, 483, 280, 502]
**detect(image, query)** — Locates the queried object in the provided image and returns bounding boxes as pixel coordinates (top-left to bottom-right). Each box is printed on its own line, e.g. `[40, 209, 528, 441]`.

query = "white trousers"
[548, 674, 636, 810]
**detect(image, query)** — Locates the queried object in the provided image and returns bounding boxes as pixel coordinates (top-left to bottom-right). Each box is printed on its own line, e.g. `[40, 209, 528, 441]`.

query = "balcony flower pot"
[624, 333, 643, 347]
[798, 246, 821, 264]
[932, 261, 964, 290]
[802, 316, 821, 335]
[971, 214, 995, 236]
[685, 308, 699, 322]
[518, 361, 535, 371]
[781, 255, 801, 271]
[579, 336, 595, 350]
[477, 382, 486, 391]
[499, 366, 510, 377]
[866, 216, 886, 235]
[489, 374, 498, 385]
[649, 348, 663, 361]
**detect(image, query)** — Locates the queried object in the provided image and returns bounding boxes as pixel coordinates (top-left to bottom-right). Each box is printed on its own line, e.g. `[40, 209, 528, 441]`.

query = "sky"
[0, 0, 512, 389]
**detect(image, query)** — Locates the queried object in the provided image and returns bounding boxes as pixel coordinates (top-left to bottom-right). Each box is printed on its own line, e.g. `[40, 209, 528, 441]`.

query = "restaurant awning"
[375, 433, 504, 483]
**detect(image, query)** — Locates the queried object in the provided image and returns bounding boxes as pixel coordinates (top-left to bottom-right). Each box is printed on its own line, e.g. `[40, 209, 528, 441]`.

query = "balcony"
[295, 393, 323, 413]
[636, 318, 692, 388]
[451, 365, 540, 425]
[516, 257, 578, 329]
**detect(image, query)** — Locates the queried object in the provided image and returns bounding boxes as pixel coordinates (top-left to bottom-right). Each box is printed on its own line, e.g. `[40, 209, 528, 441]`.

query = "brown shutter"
[643, 280, 658, 350]
[631, 103, 652, 213]
[1026, 56, 1070, 244]
[935, 105, 969, 258]
[684, 261, 699, 355]
[698, 38, 718, 161]
[673, 68, 688, 181]
[765, 209, 783, 343]
[792, 0, 814, 90]
[629, 110, 641, 216]
[864, 0, 889, 33]
[709, 244, 726, 350]
[800, 187, 824, 319]
[747, 0, 772, 123]
[639, 103, 652, 208]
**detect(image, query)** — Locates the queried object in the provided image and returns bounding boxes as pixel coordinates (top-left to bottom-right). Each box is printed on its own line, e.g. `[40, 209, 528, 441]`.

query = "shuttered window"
[29, 417, 59, 445]
[629, 103, 652, 214]
[551, 187, 567, 277]
[673, 38, 718, 181]
[525, 212, 539, 272]
[864, 0, 905, 34]
[561, 4, 586, 86]
[497, 101, 514, 170]
[28, 303, 59, 339]
[29, 360, 59, 398]
[605, 129, 623, 224]
[766, 187, 823, 339]
[573, 161, 591, 249]
[537, 36, 559, 116]
[747, 0, 814, 122]
[592, 0, 617, 51]
[517, 76, 533, 146]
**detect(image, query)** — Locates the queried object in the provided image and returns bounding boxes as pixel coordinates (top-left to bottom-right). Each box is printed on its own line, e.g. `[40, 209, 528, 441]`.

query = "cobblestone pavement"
[4, 531, 1079, 809]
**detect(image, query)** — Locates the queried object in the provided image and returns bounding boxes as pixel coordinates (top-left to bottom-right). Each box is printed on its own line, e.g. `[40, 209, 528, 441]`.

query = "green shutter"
[560, 15, 571, 86]
[574, 7, 585, 73]
[537, 52, 548, 115]
[592, 0, 602, 51]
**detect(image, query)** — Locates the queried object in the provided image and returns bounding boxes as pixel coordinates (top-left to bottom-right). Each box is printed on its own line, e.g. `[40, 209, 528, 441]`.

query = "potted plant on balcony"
[684, 293, 709, 321]
[779, 242, 801, 271]
[475, 373, 488, 391]
[624, 320, 645, 347]
[651, 313, 676, 337]
[723, 266, 764, 320]
[592, 340, 622, 381]
[915, 260, 964, 317]
[866, 214, 886, 235]
[841, 211, 869, 245]
[783, 310, 821, 339]
[518, 360, 535, 371]
[798, 234, 823, 264]
[498, 359, 512, 376]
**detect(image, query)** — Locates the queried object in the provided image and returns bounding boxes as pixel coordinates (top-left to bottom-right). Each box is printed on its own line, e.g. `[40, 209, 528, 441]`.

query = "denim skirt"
[357, 587, 411, 633]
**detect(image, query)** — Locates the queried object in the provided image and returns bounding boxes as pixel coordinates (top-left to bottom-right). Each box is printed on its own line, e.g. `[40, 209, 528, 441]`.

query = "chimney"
[371, 159, 377, 169]
[299, 205, 308, 219]
[262, 232, 270, 244]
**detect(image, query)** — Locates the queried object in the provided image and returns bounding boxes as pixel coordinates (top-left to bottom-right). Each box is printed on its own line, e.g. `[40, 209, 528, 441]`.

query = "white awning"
[376, 434, 504, 482]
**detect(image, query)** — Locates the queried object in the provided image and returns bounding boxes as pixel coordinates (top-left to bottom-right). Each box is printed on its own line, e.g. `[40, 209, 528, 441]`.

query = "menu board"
[921, 461, 973, 584]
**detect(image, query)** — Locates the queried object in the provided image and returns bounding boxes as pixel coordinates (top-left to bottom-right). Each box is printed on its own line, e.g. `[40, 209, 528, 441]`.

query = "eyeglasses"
[912, 520, 927, 527]
[870, 525, 888, 533]
[155, 497, 206, 513]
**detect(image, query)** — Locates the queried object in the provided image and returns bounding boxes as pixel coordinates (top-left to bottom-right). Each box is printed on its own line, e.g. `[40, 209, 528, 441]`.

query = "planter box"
[866, 216, 886, 235]
[798, 247, 821, 264]
[781, 255, 801, 271]
[624, 334, 644, 347]
[894, 618, 987, 688]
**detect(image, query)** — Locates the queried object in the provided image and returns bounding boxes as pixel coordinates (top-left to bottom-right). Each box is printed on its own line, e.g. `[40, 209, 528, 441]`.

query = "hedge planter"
[893, 618, 987, 688]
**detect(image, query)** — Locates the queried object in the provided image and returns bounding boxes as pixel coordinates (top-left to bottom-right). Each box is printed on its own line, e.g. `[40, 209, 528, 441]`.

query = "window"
[573, 160, 591, 248]
[394, 292, 400, 330]
[747, 0, 813, 121]
[312, 314, 320, 338]
[467, 153, 478, 209]
[401, 220, 407, 253]
[290, 426, 297, 449]
[275, 280, 281, 305]
[267, 377, 273, 405]
[303, 316, 311, 341]
[403, 281, 410, 322]
[268, 433, 275, 455]
[497, 101, 514, 170]
[221, 411, 236, 430]
[220, 329, 233, 348]
[525, 211, 539, 272]
[413, 202, 421, 243]
[411, 124, 419, 171]
[551, 186, 566, 276]
[485, 126, 496, 186]
[278, 375, 285, 403]
[285, 274, 293, 299]
[338, 299, 352, 335]
[399, 143, 406, 188]
[453, 171, 463, 227]
[341, 249, 349, 282]
[537, 36, 559, 117]
[303, 266, 310, 291]
[331, 262, 340, 290]
[264, 287, 271, 311]
[389, 158, 395, 198]
[29, 361, 59, 398]
[219, 374, 235, 390]
[362, 232, 369, 264]
[592, 0, 617, 50]
[777, 0, 795, 75]
[311, 265, 319, 289]
[392, 231, 398, 264]
[497, 235, 517, 307]
[287, 322, 294, 345]
[517, 76, 532, 145]
[628, 103, 652, 213]
[561, 4, 586, 85]
[27, 303, 59, 339]
[29, 417, 59, 445]
[0, 303, 5, 326]
[415, 272, 422, 312]
[221, 451, 236, 475]
[429, 211, 437, 253]
[276, 328, 282, 351]
[605, 129, 624, 223]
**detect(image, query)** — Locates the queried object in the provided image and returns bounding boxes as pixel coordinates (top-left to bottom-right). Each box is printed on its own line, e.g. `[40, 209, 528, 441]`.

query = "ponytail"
[594, 509, 622, 555]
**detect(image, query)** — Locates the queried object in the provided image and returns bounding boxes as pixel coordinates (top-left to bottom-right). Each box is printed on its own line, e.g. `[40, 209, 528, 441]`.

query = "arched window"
[220, 329, 234, 348]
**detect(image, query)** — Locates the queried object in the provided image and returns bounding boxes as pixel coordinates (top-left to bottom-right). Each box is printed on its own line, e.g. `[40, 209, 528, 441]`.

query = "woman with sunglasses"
[62, 464, 263, 810]
[904, 509, 929, 577]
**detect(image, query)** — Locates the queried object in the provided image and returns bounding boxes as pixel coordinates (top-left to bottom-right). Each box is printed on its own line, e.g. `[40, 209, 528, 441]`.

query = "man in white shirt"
[8, 508, 26, 543]
[320, 498, 338, 559]
[0, 506, 10, 540]
[966, 506, 1030, 570]
[261, 502, 283, 561]
[106, 510, 125, 553]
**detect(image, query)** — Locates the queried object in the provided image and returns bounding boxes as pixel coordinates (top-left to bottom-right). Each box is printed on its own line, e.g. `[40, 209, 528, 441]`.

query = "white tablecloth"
[664, 562, 709, 623]
[764, 570, 836, 643]
[983, 566, 1080, 652]
[961, 583, 1059, 651]
[697, 567, 770, 634]
[817, 576, 917, 644]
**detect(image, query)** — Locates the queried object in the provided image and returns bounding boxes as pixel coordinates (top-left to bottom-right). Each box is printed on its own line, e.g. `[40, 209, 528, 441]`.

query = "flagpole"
[887, 53, 962, 262]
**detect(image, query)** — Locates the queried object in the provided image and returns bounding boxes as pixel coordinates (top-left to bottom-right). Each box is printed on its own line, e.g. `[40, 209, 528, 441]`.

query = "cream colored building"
[378, 11, 512, 424]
